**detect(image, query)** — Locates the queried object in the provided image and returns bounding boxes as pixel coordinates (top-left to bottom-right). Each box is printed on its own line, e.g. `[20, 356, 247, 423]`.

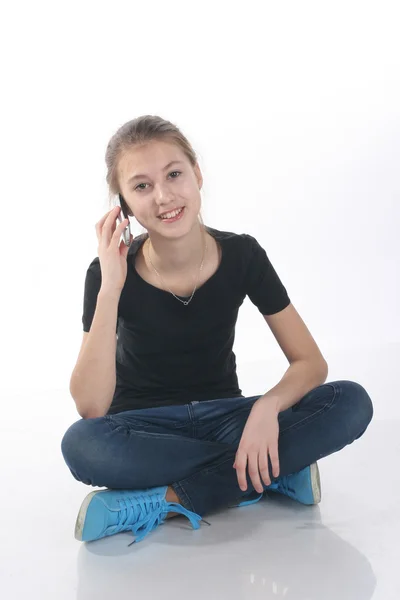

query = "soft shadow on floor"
[75, 495, 376, 600]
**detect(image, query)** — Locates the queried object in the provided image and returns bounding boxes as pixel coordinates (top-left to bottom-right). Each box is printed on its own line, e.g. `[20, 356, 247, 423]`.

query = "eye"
[134, 171, 181, 192]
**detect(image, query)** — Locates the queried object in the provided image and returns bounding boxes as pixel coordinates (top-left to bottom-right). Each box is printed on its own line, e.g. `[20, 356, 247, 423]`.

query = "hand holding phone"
[95, 200, 133, 293]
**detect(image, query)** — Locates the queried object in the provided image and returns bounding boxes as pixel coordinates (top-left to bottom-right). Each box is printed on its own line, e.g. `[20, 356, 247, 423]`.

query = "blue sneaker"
[234, 463, 321, 507]
[74, 486, 205, 545]
[268, 462, 321, 505]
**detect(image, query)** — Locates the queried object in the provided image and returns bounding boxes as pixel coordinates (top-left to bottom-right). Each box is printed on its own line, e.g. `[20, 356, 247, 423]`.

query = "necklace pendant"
[147, 235, 207, 307]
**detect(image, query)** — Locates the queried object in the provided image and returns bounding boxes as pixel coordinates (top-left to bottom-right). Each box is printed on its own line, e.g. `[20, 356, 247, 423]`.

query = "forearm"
[259, 359, 329, 413]
[70, 290, 120, 419]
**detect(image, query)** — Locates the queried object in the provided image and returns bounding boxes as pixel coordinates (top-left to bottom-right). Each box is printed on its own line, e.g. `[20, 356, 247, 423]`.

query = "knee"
[60, 417, 107, 472]
[335, 380, 374, 437]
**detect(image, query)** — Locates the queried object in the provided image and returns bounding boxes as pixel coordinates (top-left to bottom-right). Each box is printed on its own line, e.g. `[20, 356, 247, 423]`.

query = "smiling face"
[117, 140, 203, 237]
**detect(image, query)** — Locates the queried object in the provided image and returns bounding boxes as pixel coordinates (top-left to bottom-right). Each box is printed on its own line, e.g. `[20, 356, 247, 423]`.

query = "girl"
[61, 115, 373, 546]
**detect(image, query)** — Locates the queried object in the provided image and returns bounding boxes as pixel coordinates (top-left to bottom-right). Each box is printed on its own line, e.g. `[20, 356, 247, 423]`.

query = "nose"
[154, 184, 171, 205]
[154, 187, 175, 207]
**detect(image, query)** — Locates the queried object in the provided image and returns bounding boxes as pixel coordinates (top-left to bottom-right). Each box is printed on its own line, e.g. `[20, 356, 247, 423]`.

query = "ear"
[193, 162, 203, 189]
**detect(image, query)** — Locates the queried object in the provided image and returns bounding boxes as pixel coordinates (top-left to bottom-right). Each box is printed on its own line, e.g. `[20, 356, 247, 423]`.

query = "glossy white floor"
[2, 345, 399, 599]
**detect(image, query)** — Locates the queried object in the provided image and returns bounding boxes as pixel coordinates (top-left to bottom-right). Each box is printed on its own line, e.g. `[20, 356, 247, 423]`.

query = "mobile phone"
[116, 193, 131, 246]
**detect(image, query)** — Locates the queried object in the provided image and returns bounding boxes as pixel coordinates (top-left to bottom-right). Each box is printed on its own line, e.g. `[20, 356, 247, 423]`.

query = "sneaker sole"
[75, 490, 101, 541]
[310, 462, 321, 504]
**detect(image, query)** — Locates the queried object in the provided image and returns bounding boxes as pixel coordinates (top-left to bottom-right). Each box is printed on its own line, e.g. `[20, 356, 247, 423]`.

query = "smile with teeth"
[159, 207, 184, 220]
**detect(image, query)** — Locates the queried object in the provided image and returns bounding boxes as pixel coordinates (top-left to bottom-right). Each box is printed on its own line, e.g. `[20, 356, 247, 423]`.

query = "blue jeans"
[61, 380, 373, 516]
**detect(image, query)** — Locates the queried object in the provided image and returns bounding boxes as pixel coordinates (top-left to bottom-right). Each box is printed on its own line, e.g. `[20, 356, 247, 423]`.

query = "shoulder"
[207, 227, 264, 268]
[86, 256, 101, 279]
[206, 226, 258, 252]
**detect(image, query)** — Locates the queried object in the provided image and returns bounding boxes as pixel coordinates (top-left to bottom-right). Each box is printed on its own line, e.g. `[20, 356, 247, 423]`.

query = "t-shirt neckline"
[129, 226, 224, 299]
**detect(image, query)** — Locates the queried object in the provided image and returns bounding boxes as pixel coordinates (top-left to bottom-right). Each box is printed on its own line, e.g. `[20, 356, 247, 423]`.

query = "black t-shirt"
[82, 226, 291, 414]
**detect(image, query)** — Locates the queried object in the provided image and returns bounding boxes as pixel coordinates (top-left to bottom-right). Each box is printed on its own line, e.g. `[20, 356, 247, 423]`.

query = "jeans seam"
[279, 382, 339, 435]
[104, 413, 193, 432]
[172, 482, 195, 512]
[105, 417, 235, 448]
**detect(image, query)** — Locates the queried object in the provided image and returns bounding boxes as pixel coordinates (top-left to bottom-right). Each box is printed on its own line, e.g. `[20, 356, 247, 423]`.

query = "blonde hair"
[105, 115, 205, 233]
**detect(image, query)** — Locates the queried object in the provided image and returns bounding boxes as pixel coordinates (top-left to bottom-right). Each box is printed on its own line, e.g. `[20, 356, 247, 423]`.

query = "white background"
[0, 2, 399, 598]
[1, 1, 398, 418]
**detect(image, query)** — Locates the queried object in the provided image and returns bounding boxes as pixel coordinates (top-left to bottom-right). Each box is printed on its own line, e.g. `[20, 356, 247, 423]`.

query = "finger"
[95, 207, 120, 243]
[100, 214, 127, 250]
[105, 207, 122, 236]
[269, 443, 280, 478]
[235, 452, 248, 491]
[96, 206, 119, 232]
[248, 452, 264, 493]
[258, 451, 271, 487]
[121, 234, 134, 257]
[114, 217, 128, 234]
[111, 218, 129, 246]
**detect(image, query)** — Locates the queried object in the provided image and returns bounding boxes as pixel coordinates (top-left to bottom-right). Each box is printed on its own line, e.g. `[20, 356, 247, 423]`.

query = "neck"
[146, 223, 207, 274]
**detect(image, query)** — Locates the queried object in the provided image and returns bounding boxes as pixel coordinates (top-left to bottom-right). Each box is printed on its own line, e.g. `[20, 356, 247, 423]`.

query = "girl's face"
[118, 140, 203, 237]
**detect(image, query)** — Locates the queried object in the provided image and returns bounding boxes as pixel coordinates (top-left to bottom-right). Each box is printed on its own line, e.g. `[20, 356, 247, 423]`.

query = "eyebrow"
[127, 160, 184, 185]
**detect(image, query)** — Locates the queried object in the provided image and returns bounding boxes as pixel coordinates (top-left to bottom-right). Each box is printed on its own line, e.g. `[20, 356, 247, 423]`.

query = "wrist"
[99, 287, 122, 300]
[256, 394, 280, 413]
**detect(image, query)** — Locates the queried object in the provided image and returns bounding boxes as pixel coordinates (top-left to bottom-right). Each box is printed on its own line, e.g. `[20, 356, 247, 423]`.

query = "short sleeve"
[243, 234, 291, 315]
[82, 257, 102, 332]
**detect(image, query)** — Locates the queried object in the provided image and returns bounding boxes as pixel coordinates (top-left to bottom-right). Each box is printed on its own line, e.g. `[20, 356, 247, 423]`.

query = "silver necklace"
[147, 233, 208, 306]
